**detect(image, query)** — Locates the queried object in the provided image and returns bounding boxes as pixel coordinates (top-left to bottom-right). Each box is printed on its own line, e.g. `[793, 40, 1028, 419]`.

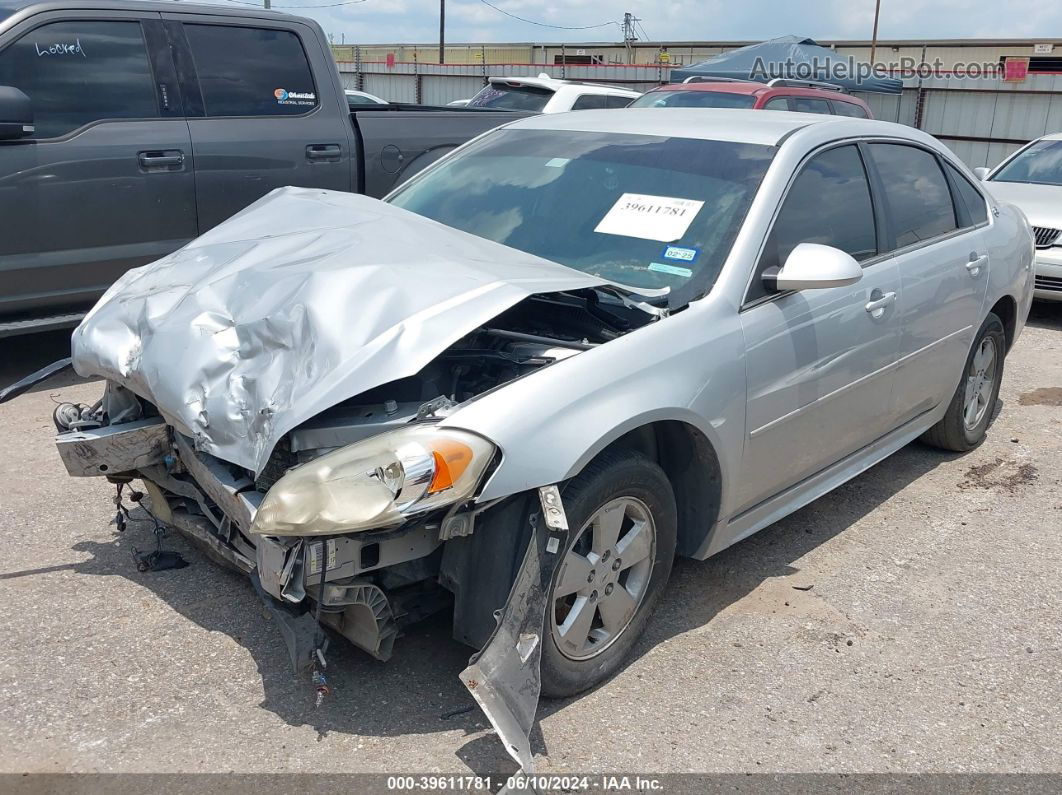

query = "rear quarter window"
[943, 161, 989, 227]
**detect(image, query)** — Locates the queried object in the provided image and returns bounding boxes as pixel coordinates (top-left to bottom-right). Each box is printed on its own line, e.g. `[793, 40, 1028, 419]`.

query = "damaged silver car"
[7, 109, 1034, 772]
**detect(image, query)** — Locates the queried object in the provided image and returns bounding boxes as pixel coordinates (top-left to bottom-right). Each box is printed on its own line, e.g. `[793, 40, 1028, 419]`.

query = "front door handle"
[865, 290, 897, 318]
[306, 144, 341, 161]
[966, 253, 988, 276]
[138, 150, 184, 169]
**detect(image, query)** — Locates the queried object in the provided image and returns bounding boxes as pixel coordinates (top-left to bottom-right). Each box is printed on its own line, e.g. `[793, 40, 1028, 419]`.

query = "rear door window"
[752, 144, 877, 301]
[183, 24, 318, 117]
[831, 100, 868, 118]
[605, 94, 634, 108]
[762, 97, 790, 111]
[0, 20, 158, 138]
[788, 97, 832, 114]
[869, 143, 958, 249]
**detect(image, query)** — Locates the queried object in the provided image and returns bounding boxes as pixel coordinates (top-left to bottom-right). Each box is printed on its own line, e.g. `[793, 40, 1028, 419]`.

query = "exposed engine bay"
[50, 286, 653, 669]
[257, 290, 649, 487]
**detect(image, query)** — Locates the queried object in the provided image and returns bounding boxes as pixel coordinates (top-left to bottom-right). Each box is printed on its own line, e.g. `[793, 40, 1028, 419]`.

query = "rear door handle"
[138, 150, 184, 169]
[966, 253, 988, 276]
[865, 291, 897, 318]
[306, 144, 342, 161]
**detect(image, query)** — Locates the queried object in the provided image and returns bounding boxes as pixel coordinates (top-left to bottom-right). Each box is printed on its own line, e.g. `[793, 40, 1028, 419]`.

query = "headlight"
[250, 426, 496, 536]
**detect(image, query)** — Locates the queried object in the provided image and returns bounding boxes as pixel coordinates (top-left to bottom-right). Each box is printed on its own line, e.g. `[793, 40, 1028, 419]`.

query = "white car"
[462, 73, 640, 113]
[978, 132, 1062, 301]
[344, 89, 388, 107]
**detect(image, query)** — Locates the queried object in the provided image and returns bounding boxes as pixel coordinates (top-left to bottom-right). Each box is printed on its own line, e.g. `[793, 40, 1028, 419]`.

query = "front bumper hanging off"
[460, 485, 571, 775]
[53, 414, 572, 776]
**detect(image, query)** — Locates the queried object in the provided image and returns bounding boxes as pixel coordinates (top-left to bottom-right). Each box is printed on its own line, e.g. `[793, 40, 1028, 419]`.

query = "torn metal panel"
[172, 434, 258, 533]
[460, 487, 572, 775]
[70, 187, 651, 476]
[142, 481, 255, 574]
[55, 417, 168, 477]
[0, 357, 71, 405]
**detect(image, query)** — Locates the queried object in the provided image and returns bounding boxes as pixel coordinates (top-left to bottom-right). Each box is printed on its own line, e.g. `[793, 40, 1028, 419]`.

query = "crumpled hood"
[72, 187, 623, 475]
[984, 180, 1062, 229]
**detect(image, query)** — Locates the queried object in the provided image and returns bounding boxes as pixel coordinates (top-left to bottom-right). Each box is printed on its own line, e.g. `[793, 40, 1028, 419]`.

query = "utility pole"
[439, 0, 445, 64]
[869, 0, 881, 66]
[622, 11, 639, 65]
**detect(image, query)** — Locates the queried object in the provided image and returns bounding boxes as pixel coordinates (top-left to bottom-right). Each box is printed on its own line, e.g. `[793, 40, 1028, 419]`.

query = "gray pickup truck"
[0, 0, 521, 336]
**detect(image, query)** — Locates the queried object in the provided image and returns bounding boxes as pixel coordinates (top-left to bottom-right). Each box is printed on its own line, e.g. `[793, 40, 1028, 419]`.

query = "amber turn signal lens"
[427, 438, 474, 493]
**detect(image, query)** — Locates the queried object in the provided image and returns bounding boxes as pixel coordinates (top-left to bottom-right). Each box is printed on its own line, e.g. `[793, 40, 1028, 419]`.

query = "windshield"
[466, 83, 553, 111]
[628, 90, 758, 109]
[388, 129, 775, 307]
[991, 139, 1062, 186]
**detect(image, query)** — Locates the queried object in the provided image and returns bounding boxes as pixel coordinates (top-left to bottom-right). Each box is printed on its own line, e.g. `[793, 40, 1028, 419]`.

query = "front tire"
[540, 450, 677, 699]
[921, 312, 1006, 452]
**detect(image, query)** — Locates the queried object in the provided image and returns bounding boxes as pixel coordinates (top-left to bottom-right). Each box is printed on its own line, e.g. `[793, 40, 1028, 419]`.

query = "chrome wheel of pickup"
[551, 496, 656, 661]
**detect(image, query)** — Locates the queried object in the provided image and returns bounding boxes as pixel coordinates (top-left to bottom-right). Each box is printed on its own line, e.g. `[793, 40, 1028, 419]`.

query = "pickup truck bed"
[0, 0, 522, 334]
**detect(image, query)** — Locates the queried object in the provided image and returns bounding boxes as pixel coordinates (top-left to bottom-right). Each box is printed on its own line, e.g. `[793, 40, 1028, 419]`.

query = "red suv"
[628, 78, 873, 118]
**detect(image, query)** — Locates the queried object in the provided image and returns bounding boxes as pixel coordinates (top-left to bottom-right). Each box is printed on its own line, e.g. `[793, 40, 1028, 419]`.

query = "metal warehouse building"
[333, 37, 1062, 169]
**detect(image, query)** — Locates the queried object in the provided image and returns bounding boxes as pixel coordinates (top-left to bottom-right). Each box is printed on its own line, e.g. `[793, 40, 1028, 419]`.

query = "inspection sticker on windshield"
[595, 193, 705, 242]
[662, 245, 699, 263]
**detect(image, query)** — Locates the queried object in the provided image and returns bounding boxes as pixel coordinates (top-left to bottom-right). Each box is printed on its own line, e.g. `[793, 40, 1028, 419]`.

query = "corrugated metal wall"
[337, 57, 1062, 169]
[422, 75, 486, 105]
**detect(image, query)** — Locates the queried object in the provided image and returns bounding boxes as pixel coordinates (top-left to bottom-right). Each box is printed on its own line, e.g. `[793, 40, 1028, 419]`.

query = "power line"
[476, 0, 618, 30]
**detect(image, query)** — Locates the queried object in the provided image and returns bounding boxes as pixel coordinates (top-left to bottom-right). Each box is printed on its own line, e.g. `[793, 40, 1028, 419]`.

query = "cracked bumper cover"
[459, 485, 571, 775]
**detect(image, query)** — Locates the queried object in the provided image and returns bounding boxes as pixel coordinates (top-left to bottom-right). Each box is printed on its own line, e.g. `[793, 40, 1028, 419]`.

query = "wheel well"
[596, 421, 722, 558]
[990, 295, 1017, 352]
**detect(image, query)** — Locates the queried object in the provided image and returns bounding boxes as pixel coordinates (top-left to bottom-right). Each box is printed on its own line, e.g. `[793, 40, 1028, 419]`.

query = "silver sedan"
[45, 109, 1035, 772]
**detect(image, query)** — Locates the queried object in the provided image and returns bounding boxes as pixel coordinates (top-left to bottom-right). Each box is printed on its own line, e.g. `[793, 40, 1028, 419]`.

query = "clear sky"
[200, 0, 1062, 44]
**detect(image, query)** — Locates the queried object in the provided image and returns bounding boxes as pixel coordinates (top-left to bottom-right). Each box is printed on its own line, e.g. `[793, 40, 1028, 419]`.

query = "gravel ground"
[0, 307, 1059, 776]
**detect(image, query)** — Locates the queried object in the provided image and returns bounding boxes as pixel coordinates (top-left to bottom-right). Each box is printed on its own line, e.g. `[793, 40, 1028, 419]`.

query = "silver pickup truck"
[0, 0, 523, 336]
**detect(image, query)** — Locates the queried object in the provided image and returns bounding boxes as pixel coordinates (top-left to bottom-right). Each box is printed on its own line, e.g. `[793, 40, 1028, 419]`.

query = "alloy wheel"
[550, 496, 656, 661]
[963, 336, 998, 431]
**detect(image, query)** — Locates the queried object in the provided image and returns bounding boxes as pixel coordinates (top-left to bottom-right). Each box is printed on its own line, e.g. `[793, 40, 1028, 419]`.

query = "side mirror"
[973, 167, 990, 181]
[0, 86, 33, 140]
[765, 243, 863, 292]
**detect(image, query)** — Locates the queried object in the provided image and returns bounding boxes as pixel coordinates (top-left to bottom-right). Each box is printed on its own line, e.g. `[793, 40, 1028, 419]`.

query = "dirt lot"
[0, 307, 1059, 776]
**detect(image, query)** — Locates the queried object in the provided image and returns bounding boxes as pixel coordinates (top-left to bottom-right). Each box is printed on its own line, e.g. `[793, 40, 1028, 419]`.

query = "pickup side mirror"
[764, 243, 863, 292]
[973, 167, 990, 181]
[0, 86, 34, 140]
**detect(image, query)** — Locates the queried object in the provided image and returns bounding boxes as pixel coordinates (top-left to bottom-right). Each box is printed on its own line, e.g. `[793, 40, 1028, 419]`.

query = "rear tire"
[921, 312, 1006, 452]
[540, 450, 677, 699]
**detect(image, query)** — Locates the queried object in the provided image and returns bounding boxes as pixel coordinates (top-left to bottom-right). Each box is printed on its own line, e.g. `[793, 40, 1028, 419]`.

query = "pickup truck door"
[162, 14, 353, 231]
[0, 11, 196, 319]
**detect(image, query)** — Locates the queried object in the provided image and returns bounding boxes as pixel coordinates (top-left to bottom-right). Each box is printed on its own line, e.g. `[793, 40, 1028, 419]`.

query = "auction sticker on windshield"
[595, 193, 705, 242]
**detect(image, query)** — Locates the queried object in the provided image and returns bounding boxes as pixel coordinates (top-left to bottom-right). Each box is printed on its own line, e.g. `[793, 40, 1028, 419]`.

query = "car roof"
[501, 107, 925, 148]
[647, 81, 864, 103]
[487, 74, 638, 96]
